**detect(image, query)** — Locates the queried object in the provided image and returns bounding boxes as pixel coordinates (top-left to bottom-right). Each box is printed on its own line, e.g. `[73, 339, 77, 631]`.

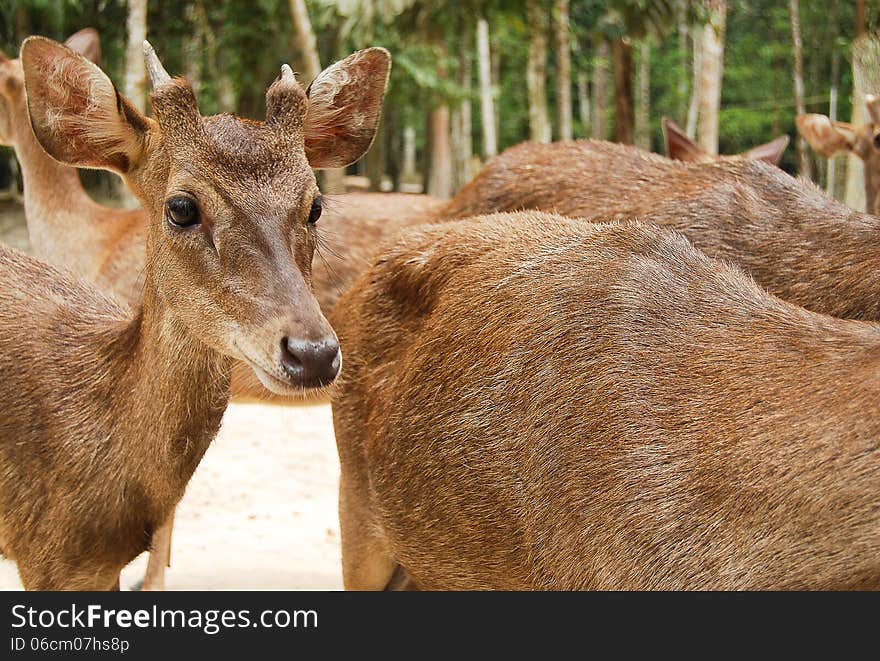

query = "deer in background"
[0, 36, 388, 589]
[0, 28, 146, 303]
[662, 117, 789, 165]
[444, 139, 880, 321]
[797, 96, 880, 215]
[332, 213, 880, 590]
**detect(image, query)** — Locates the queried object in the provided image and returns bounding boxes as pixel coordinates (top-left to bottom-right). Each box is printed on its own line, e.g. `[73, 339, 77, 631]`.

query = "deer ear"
[663, 117, 706, 162]
[303, 47, 391, 169]
[796, 114, 857, 157]
[21, 36, 149, 174]
[63, 28, 102, 65]
[742, 135, 790, 166]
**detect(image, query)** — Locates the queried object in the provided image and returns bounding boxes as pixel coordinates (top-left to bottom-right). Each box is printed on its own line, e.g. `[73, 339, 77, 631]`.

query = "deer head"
[21, 36, 391, 393]
[797, 97, 880, 214]
[663, 117, 789, 166]
[0, 28, 101, 146]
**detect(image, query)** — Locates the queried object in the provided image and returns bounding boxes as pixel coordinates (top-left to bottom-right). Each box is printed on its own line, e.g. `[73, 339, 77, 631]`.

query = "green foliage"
[0, 0, 869, 185]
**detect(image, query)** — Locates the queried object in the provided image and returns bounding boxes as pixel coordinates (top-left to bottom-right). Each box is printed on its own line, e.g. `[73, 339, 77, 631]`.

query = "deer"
[797, 96, 880, 215]
[0, 28, 146, 303]
[0, 35, 389, 590]
[1, 28, 434, 590]
[443, 139, 880, 321]
[662, 117, 789, 165]
[331, 212, 880, 590]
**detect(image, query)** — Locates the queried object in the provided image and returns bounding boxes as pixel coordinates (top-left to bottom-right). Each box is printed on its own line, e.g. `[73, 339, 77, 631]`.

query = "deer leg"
[338, 472, 397, 590]
[140, 509, 175, 591]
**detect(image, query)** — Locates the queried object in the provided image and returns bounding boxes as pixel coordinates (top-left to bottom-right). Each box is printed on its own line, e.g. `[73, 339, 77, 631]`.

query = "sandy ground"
[0, 202, 344, 590]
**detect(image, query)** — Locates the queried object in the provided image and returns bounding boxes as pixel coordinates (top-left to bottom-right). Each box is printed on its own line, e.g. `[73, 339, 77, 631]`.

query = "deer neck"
[14, 118, 101, 269]
[107, 275, 233, 510]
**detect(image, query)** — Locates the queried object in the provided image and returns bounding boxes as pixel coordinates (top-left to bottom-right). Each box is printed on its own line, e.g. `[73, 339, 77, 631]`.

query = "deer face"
[21, 37, 391, 393]
[797, 97, 880, 215]
[0, 29, 100, 146]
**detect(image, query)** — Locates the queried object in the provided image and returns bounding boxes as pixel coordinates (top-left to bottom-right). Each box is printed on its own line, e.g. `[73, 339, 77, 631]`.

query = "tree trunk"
[677, 0, 690, 125]
[364, 108, 386, 191]
[288, 0, 321, 81]
[401, 125, 418, 189]
[612, 38, 634, 145]
[194, 0, 235, 112]
[124, 0, 148, 113]
[427, 105, 452, 199]
[827, 0, 841, 197]
[635, 40, 651, 150]
[592, 38, 610, 140]
[696, 0, 726, 155]
[577, 72, 590, 137]
[857, 0, 867, 38]
[789, 0, 812, 179]
[288, 0, 345, 193]
[492, 30, 502, 142]
[686, 24, 702, 138]
[554, 0, 572, 141]
[477, 17, 498, 159]
[454, 19, 473, 190]
[526, 0, 551, 143]
[183, 4, 202, 96]
[846, 35, 880, 211]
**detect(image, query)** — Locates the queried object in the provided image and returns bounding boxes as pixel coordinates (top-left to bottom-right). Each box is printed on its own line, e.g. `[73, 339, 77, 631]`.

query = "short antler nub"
[265, 64, 307, 133]
[143, 40, 171, 90]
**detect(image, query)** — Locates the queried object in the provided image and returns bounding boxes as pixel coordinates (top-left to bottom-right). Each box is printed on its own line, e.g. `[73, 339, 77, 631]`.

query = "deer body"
[0, 36, 389, 590]
[445, 140, 880, 320]
[0, 249, 228, 589]
[332, 214, 880, 590]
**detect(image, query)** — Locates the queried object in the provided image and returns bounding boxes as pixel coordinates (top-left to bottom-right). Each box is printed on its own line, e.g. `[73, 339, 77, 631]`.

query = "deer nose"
[280, 336, 341, 388]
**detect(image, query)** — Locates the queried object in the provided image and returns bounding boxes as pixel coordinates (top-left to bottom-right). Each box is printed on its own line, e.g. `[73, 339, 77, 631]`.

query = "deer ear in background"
[796, 114, 858, 158]
[742, 135, 790, 166]
[63, 28, 102, 65]
[662, 117, 708, 163]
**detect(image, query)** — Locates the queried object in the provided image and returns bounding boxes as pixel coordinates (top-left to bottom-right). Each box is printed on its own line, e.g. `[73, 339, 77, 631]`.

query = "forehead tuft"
[195, 114, 307, 176]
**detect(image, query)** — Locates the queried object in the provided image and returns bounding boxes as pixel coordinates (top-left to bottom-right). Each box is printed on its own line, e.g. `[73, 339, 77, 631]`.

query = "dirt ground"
[0, 202, 344, 590]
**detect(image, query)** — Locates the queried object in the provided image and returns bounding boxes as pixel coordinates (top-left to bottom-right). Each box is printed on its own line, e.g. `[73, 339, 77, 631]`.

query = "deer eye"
[166, 196, 200, 228]
[308, 195, 322, 225]
[873, 133, 880, 150]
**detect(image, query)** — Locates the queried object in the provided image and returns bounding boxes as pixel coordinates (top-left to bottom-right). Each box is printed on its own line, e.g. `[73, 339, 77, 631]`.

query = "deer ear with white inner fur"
[21, 36, 149, 174]
[303, 47, 391, 169]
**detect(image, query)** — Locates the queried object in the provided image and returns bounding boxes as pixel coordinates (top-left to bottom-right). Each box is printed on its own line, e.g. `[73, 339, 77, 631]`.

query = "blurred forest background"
[1, 0, 879, 209]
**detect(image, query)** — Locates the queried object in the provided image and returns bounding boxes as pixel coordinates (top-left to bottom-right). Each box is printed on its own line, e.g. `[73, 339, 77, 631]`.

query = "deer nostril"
[280, 336, 341, 388]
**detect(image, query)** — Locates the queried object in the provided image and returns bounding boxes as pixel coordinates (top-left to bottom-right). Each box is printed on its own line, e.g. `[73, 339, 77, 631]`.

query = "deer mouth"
[234, 343, 306, 395]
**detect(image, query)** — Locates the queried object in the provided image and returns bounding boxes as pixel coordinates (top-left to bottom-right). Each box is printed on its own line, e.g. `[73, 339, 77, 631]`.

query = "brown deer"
[444, 139, 880, 320]
[332, 213, 880, 590]
[0, 36, 389, 590]
[2, 29, 433, 590]
[797, 96, 880, 214]
[0, 28, 146, 303]
[662, 117, 789, 165]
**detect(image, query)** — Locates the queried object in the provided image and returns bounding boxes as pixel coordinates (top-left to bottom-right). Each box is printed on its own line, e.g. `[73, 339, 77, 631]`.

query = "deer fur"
[797, 95, 880, 214]
[332, 212, 880, 590]
[0, 37, 389, 590]
[445, 139, 880, 320]
[662, 117, 789, 165]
